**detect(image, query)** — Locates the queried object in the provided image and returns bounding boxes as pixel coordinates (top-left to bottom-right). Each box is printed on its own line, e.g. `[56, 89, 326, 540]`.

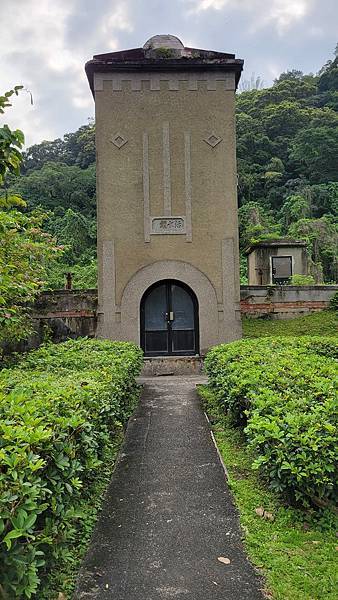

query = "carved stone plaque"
[151, 216, 186, 235]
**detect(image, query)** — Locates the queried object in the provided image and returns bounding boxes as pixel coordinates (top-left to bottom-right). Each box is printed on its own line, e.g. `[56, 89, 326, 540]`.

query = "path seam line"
[204, 411, 229, 480]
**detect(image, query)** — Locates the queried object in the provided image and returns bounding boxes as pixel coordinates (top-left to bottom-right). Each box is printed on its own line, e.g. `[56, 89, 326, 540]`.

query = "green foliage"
[0, 87, 24, 185]
[329, 291, 338, 311]
[154, 47, 175, 58]
[289, 274, 315, 285]
[8, 162, 96, 216]
[243, 310, 338, 338]
[0, 90, 62, 344]
[0, 339, 143, 598]
[204, 336, 337, 508]
[239, 254, 248, 284]
[0, 208, 61, 345]
[38, 433, 122, 598]
[199, 384, 337, 600]
[289, 125, 338, 182]
[238, 201, 281, 250]
[236, 48, 338, 282]
[45, 258, 97, 290]
[22, 124, 95, 172]
[289, 216, 338, 282]
[5, 139, 97, 289]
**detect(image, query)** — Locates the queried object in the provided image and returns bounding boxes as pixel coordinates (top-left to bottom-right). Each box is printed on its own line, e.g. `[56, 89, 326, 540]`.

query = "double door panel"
[141, 281, 198, 356]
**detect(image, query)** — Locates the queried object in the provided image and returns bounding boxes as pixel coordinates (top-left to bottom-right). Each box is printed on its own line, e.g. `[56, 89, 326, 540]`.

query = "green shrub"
[0, 339, 143, 598]
[329, 291, 338, 311]
[289, 273, 315, 285]
[204, 336, 337, 508]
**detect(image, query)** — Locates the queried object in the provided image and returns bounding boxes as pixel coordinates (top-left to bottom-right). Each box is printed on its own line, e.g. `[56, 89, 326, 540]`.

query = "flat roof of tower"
[85, 34, 244, 95]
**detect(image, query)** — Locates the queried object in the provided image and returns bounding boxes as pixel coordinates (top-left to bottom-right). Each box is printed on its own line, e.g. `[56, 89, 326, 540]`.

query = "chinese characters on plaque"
[151, 217, 186, 235]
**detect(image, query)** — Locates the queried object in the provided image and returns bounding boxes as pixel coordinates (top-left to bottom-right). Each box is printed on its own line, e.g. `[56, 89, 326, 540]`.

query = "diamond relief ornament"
[204, 133, 222, 148]
[111, 133, 128, 149]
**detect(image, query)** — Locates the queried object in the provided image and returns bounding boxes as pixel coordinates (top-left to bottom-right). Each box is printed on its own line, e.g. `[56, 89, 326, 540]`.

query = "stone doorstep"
[142, 355, 204, 376]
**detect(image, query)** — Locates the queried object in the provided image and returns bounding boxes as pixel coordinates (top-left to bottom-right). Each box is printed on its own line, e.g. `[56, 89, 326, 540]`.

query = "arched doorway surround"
[140, 280, 199, 356]
[120, 260, 219, 354]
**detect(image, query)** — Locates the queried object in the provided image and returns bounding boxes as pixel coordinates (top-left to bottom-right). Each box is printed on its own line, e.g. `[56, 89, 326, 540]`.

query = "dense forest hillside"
[5, 49, 338, 288]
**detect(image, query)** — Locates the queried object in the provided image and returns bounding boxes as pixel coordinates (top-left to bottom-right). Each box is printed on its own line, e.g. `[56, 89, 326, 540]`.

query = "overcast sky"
[2, 0, 337, 147]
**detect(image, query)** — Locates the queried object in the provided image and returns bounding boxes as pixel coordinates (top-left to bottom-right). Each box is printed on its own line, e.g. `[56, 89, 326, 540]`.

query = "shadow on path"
[76, 376, 265, 599]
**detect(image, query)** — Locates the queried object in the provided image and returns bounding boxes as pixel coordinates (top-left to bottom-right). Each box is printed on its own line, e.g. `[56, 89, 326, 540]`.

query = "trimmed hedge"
[0, 339, 143, 598]
[204, 336, 337, 509]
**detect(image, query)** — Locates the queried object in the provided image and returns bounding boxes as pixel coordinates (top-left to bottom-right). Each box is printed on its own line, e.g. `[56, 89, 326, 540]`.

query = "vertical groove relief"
[222, 239, 236, 311]
[102, 240, 116, 316]
[162, 122, 172, 216]
[143, 133, 150, 242]
[184, 132, 192, 242]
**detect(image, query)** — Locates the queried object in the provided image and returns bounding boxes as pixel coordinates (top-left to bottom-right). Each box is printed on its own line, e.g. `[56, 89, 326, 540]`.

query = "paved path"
[76, 376, 265, 599]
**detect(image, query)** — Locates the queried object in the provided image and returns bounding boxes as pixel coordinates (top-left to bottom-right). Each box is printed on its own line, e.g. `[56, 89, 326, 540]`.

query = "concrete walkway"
[76, 376, 265, 599]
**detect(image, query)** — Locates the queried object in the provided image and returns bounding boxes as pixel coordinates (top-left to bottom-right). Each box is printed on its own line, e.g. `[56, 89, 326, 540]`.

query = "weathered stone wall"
[33, 289, 97, 340]
[1, 290, 97, 355]
[240, 285, 337, 318]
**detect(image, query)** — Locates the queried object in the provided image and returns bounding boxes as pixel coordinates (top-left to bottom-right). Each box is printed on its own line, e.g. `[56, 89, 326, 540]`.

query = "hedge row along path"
[76, 376, 265, 600]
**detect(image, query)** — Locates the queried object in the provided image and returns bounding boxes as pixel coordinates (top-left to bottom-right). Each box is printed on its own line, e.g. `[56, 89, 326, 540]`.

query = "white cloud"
[2, 93, 58, 146]
[72, 95, 93, 109]
[308, 26, 324, 37]
[254, 0, 311, 34]
[0, 0, 134, 146]
[1, 0, 80, 144]
[187, 0, 312, 35]
[101, 3, 134, 37]
[190, 0, 230, 10]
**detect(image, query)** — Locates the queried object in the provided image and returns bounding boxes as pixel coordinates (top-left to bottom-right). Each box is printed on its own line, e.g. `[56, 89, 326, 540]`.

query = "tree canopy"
[236, 50, 338, 282]
[0, 89, 61, 345]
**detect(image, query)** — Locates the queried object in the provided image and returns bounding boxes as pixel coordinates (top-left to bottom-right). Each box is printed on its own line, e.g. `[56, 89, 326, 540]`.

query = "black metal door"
[272, 256, 292, 285]
[140, 280, 199, 356]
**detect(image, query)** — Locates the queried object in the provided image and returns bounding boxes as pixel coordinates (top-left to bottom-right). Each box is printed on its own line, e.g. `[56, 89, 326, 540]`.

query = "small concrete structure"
[246, 239, 308, 285]
[85, 34, 244, 356]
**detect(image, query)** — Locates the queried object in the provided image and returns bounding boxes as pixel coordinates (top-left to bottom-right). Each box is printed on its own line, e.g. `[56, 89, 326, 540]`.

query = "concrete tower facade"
[86, 35, 243, 356]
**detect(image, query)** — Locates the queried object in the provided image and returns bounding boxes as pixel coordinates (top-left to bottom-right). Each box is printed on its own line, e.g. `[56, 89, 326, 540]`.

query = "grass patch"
[242, 310, 338, 338]
[198, 385, 337, 600]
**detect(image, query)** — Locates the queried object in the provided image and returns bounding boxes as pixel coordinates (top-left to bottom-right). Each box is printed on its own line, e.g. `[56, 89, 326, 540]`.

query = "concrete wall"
[241, 285, 338, 318]
[2, 290, 97, 355]
[33, 289, 97, 342]
[95, 68, 242, 348]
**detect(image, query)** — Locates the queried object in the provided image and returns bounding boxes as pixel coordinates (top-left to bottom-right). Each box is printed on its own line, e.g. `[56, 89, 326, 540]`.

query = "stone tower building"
[85, 35, 243, 356]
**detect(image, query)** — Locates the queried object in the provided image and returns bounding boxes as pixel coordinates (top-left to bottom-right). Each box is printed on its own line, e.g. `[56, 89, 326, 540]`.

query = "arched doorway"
[140, 280, 199, 356]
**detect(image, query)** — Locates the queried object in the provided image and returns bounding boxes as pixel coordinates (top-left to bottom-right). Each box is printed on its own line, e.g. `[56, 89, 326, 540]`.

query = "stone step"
[142, 355, 204, 376]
